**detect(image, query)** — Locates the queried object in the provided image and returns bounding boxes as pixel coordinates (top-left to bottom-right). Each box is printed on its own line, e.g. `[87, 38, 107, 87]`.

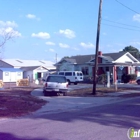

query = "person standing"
[27, 75, 30, 86]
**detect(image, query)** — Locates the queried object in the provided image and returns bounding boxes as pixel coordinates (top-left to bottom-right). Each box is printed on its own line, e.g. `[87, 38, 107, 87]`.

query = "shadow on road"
[28, 97, 140, 129]
[0, 132, 49, 140]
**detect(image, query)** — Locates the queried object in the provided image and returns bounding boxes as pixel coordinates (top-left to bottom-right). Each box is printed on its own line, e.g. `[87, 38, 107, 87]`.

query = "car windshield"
[47, 76, 66, 83]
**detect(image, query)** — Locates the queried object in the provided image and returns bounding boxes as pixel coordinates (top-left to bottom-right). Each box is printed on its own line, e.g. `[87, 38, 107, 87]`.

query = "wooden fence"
[0, 80, 4, 88]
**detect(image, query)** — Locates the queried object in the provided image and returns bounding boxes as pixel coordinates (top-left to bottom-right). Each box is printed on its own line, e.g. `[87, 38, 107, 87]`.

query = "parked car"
[136, 76, 140, 85]
[43, 75, 68, 96]
[57, 71, 83, 85]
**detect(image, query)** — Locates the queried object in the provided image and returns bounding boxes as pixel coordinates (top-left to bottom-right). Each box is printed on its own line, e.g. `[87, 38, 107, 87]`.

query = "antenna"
[56, 53, 57, 63]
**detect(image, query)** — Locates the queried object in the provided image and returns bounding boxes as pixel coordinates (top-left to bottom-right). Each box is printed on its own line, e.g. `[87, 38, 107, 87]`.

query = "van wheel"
[63, 92, 67, 96]
[137, 80, 140, 85]
[67, 80, 71, 85]
[74, 82, 77, 85]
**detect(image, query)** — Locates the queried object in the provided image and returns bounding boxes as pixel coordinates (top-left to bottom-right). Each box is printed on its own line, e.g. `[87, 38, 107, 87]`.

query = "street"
[0, 96, 140, 140]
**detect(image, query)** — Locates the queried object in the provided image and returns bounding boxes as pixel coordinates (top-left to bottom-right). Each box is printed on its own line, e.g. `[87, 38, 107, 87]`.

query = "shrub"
[123, 74, 137, 83]
[83, 76, 93, 83]
[127, 74, 137, 80]
[97, 74, 107, 84]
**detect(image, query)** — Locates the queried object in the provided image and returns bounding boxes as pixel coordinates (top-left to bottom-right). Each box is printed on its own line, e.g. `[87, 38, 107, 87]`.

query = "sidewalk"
[31, 89, 140, 116]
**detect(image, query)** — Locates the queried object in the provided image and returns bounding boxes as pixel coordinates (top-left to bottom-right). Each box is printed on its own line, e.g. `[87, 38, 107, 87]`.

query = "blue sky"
[0, 0, 140, 63]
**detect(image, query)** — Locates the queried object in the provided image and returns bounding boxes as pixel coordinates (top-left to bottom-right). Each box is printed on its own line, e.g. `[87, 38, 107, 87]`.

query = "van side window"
[73, 72, 75, 76]
[59, 72, 64, 75]
[65, 72, 72, 76]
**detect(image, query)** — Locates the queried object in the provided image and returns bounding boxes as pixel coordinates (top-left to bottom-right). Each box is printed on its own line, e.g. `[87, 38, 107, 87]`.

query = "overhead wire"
[102, 18, 140, 29]
[115, 0, 140, 14]
[101, 0, 140, 32]
[102, 23, 140, 32]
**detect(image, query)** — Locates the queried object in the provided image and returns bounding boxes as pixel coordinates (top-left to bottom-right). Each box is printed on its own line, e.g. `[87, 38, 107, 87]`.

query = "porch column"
[113, 65, 117, 91]
[135, 67, 138, 76]
[113, 65, 117, 84]
[126, 66, 129, 74]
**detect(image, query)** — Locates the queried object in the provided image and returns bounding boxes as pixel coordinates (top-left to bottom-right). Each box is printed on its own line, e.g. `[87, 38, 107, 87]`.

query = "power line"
[102, 23, 140, 32]
[102, 18, 140, 29]
[115, 0, 140, 14]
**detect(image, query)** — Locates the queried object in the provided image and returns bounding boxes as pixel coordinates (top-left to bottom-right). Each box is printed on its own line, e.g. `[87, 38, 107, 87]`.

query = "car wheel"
[63, 92, 67, 96]
[44, 91, 49, 96]
[53, 92, 58, 96]
[137, 80, 140, 85]
[67, 80, 71, 85]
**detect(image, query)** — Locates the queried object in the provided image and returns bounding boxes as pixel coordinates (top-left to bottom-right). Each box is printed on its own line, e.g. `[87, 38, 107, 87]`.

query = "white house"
[0, 68, 23, 82]
[0, 59, 56, 82]
[21, 66, 49, 83]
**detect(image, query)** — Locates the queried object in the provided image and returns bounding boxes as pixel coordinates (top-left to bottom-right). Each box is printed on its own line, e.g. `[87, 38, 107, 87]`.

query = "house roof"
[70, 55, 94, 64]
[57, 51, 127, 65]
[103, 51, 126, 61]
[1, 59, 56, 70]
[21, 66, 49, 71]
[0, 68, 22, 72]
[20, 66, 40, 71]
[64, 58, 77, 64]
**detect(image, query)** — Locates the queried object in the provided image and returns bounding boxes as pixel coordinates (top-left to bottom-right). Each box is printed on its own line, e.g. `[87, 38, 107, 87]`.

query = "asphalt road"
[0, 96, 140, 140]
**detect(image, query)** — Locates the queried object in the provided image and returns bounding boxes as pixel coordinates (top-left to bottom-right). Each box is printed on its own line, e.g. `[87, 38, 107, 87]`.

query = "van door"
[76, 72, 83, 82]
[65, 72, 74, 83]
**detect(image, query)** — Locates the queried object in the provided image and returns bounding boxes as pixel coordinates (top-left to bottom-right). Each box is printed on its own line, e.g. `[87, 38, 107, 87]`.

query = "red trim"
[113, 66, 117, 83]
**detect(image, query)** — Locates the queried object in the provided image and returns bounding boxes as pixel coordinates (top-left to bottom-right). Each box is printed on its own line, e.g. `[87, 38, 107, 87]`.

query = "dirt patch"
[0, 87, 46, 118]
[68, 87, 123, 97]
[68, 87, 140, 98]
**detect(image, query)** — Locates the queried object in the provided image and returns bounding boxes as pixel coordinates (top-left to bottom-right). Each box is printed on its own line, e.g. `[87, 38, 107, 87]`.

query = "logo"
[127, 127, 140, 139]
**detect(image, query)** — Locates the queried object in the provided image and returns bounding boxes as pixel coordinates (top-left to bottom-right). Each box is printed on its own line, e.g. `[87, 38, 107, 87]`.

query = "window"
[106, 67, 109, 71]
[59, 72, 64, 75]
[5, 72, 9, 76]
[65, 72, 72, 76]
[79, 72, 83, 76]
[17, 72, 21, 76]
[82, 67, 89, 75]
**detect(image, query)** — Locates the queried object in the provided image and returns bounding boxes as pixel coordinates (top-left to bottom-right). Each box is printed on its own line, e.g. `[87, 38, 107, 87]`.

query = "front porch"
[94, 63, 139, 84]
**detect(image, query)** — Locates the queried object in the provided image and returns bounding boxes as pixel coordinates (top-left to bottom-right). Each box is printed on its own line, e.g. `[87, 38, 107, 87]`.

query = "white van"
[58, 71, 83, 85]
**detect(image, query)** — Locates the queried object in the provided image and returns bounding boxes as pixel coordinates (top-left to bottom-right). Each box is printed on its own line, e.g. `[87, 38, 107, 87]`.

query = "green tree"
[61, 56, 70, 59]
[123, 45, 140, 58]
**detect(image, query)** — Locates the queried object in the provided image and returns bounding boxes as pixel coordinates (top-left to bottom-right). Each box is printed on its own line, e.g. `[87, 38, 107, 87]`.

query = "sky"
[0, 0, 140, 63]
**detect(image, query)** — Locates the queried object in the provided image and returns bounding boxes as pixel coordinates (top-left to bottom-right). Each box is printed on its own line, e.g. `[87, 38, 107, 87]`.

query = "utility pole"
[92, 0, 103, 95]
[56, 53, 57, 63]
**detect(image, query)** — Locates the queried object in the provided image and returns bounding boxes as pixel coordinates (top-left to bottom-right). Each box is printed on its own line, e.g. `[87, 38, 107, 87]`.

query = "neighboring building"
[0, 59, 56, 82]
[55, 51, 140, 83]
[21, 66, 49, 83]
[0, 68, 23, 82]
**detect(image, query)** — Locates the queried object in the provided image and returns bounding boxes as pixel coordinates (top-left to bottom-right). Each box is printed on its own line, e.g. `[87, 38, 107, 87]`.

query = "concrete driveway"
[31, 86, 140, 117]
